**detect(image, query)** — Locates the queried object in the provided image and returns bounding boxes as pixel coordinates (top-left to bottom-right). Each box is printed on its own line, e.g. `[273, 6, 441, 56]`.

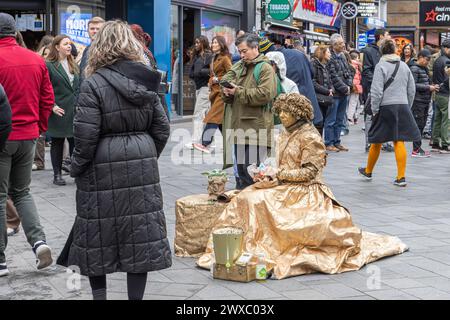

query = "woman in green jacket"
[46, 35, 80, 186]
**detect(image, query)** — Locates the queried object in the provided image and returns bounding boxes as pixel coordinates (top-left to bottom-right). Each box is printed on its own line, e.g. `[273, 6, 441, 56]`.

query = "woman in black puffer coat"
[61, 20, 172, 300]
[311, 45, 334, 136]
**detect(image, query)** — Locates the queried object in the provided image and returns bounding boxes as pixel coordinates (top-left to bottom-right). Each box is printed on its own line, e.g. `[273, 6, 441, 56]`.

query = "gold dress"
[198, 122, 408, 279]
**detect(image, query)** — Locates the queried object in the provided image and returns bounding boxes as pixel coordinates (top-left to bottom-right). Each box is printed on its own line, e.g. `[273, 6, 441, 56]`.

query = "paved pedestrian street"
[1, 121, 450, 300]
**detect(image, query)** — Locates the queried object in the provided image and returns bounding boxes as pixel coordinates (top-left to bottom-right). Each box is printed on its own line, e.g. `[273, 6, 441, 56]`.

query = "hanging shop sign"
[341, 2, 358, 20]
[293, 0, 341, 26]
[60, 12, 92, 46]
[267, 0, 292, 21]
[420, 1, 450, 27]
[357, 1, 379, 18]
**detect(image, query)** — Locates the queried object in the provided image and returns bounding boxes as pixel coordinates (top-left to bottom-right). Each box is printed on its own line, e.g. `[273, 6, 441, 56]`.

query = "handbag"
[364, 61, 400, 116]
[316, 93, 334, 107]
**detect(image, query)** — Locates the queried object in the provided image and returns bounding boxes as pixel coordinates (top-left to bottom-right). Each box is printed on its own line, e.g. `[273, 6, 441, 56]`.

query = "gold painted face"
[279, 110, 297, 128]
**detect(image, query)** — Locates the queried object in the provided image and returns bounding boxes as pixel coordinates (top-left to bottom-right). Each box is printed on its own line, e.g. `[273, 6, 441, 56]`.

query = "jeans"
[234, 144, 269, 190]
[324, 96, 348, 146]
[0, 140, 46, 263]
[201, 123, 222, 146]
[191, 87, 211, 144]
[412, 101, 430, 150]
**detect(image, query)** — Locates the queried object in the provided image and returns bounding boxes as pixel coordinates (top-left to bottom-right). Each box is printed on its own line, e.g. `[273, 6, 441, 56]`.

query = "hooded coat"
[278, 47, 323, 126]
[67, 60, 172, 276]
[265, 51, 299, 94]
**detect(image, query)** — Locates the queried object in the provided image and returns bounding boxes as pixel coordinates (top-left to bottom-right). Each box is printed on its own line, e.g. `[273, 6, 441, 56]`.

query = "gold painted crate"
[174, 194, 229, 257]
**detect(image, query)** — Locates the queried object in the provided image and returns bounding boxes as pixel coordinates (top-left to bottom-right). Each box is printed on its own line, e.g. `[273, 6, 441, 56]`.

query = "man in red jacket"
[0, 13, 54, 277]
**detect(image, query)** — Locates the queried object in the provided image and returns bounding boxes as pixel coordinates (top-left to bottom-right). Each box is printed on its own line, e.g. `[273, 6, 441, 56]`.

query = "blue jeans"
[201, 123, 222, 146]
[324, 96, 349, 147]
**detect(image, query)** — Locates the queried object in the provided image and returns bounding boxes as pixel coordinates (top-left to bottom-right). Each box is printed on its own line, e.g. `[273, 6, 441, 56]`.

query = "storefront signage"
[341, 2, 358, 20]
[60, 12, 92, 46]
[364, 17, 386, 28]
[357, 1, 378, 18]
[420, 1, 450, 27]
[267, 0, 292, 21]
[358, 33, 368, 50]
[293, 0, 341, 26]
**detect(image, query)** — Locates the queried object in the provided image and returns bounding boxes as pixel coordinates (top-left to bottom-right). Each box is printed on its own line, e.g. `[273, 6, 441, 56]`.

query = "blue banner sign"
[60, 13, 92, 46]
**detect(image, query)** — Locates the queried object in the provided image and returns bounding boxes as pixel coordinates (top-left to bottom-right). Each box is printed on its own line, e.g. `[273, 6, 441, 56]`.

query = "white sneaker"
[32, 163, 38, 171]
[184, 143, 194, 150]
[7, 227, 19, 236]
[33, 241, 53, 270]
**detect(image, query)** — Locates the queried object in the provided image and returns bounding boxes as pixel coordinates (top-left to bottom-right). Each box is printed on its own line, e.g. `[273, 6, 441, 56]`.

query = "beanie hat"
[0, 13, 16, 38]
[259, 38, 274, 54]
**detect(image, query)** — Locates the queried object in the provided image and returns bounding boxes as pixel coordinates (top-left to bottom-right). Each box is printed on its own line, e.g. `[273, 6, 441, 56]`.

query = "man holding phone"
[220, 33, 278, 189]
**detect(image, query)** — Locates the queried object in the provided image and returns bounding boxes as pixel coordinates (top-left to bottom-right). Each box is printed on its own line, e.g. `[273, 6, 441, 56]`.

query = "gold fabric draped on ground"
[197, 123, 408, 280]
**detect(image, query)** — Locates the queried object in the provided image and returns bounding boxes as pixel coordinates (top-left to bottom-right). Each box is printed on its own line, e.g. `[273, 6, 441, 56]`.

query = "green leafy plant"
[201, 169, 228, 179]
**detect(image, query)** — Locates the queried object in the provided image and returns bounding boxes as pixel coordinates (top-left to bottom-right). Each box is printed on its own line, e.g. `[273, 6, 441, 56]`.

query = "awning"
[264, 21, 300, 31]
[313, 23, 339, 32]
[303, 30, 330, 42]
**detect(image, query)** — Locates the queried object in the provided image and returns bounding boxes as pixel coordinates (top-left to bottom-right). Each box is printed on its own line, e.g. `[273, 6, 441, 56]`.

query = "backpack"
[253, 61, 285, 125]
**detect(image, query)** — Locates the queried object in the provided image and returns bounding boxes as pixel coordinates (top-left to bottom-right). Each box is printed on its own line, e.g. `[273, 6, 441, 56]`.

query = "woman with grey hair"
[58, 20, 172, 300]
[358, 39, 420, 187]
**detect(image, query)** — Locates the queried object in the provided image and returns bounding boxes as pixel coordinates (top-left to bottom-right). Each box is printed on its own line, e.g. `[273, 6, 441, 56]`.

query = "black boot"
[53, 174, 66, 186]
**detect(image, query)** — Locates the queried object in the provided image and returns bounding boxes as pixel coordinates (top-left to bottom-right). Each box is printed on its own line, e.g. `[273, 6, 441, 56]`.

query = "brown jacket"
[204, 54, 232, 124]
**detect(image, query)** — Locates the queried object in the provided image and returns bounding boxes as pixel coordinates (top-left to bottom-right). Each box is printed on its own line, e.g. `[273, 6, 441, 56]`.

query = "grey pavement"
[1, 121, 450, 300]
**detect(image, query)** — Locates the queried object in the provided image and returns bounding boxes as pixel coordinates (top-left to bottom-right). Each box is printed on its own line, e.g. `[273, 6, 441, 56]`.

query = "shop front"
[292, 0, 342, 49]
[170, 0, 244, 117]
[261, 0, 303, 46]
[419, 0, 450, 49]
[0, 0, 105, 51]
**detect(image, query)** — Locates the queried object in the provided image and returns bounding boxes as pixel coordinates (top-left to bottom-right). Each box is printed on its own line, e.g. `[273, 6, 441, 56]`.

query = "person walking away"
[220, 33, 277, 189]
[431, 39, 450, 153]
[348, 50, 363, 125]
[59, 20, 172, 300]
[193, 36, 232, 153]
[32, 35, 54, 171]
[358, 39, 420, 187]
[46, 35, 80, 185]
[401, 43, 416, 68]
[311, 45, 334, 136]
[0, 13, 54, 276]
[186, 36, 213, 149]
[325, 34, 355, 152]
[361, 29, 394, 153]
[410, 49, 438, 158]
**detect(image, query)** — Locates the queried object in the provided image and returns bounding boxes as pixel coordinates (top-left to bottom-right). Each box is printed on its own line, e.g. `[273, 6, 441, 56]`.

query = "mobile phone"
[220, 80, 235, 89]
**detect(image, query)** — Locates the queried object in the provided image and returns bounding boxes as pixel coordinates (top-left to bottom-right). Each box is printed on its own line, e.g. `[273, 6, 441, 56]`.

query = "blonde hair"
[46, 35, 79, 75]
[86, 20, 145, 77]
[88, 16, 105, 28]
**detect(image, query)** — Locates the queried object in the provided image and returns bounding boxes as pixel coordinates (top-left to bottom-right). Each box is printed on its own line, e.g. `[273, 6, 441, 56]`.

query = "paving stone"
[282, 289, 331, 300]
[307, 283, 364, 298]
[402, 287, 450, 300]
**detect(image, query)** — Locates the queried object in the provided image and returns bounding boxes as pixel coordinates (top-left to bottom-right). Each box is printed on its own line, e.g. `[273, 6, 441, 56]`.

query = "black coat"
[189, 52, 213, 90]
[410, 63, 432, 104]
[432, 50, 450, 96]
[278, 47, 323, 126]
[327, 49, 355, 96]
[311, 58, 334, 95]
[67, 60, 172, 276]
[361, 43, 381, 100]
[0, 84, 12, 151]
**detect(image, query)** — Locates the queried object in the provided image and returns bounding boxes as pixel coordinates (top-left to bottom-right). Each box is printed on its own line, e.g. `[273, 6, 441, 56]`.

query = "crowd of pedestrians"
[1, 9, 450, 299]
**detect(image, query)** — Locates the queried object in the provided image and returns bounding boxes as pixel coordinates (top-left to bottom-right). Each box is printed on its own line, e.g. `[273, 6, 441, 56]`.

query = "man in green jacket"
[221, 33, 277, 189]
